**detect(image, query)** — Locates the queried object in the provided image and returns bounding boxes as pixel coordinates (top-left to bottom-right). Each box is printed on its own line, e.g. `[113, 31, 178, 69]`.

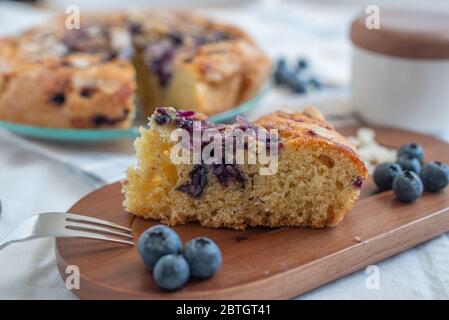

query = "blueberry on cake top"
[0, 11, 270, 129]
[122, 107, 368, 229]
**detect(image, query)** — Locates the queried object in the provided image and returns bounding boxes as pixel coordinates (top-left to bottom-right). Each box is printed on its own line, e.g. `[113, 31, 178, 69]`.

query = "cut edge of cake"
[122, 107, 368, 230]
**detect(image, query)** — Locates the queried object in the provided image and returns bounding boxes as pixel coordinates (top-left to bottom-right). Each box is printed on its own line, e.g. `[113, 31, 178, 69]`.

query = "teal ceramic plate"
[0, 83, 269, 142]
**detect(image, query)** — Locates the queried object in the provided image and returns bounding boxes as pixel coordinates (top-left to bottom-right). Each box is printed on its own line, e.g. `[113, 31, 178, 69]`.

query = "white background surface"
[0, 0, 448, 299]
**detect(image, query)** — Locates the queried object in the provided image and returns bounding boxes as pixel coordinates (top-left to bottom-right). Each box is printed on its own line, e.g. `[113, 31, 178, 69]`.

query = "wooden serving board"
[56, 126, 449, 299]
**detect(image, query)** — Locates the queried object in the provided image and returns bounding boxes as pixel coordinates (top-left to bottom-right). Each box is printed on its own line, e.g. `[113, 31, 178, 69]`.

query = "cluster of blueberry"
[373, 143, 449, 202]
[273, 57, 321, 94]
[138, 225, 222, 290]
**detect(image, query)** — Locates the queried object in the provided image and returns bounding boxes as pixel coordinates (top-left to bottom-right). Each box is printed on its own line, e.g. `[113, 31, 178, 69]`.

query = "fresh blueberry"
[153, 254, 190, 290]
[397, 155, 421, 174]
[274, 64, 290, 85]
[398, 143, 424, 163]
[419, 161, 449, 192]
[287, 75, 307, 94]
[138, 225, 182, 269]
[276, 58, 286, 69]
[308, 77, 322, 90]
[183, 237, 222, 279]
[392, 171, 423, 203]
[297, 58, 309, 70]
[373, 162, 403, 191]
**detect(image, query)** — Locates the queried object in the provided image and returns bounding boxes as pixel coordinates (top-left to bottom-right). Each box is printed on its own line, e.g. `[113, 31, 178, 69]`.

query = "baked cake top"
[0, 11, 266, 88]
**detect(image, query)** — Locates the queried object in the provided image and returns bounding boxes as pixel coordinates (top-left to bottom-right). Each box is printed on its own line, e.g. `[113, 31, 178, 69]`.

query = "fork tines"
[63, 213, 134, 246]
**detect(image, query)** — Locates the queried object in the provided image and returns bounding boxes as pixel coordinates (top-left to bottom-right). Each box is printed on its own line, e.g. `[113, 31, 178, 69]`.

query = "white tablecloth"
[0, 1, 448, 299]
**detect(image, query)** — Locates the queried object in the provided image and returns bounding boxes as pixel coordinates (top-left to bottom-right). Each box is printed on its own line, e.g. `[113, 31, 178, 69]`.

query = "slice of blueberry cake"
[122, 107, 368, 229]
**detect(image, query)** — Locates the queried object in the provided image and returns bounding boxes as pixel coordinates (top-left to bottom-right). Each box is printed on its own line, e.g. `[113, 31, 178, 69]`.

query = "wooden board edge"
[56, 204, 449, 299]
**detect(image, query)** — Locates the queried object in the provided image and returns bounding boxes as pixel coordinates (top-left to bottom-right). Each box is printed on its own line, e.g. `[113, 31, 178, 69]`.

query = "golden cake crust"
[0, 51, 135, 128]
[255, 107, 368, 182]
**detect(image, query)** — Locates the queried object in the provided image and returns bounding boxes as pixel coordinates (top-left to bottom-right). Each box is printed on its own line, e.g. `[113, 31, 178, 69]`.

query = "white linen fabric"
[0, 1, 448, 299]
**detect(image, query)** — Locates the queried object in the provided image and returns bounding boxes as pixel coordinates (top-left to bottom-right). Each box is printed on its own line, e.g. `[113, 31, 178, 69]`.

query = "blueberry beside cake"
[122, 107, 368, 229]
[0, 11, 270, 128]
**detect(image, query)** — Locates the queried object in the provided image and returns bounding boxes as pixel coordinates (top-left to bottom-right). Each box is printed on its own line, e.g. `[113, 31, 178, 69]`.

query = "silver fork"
[0, 212, 134, 251]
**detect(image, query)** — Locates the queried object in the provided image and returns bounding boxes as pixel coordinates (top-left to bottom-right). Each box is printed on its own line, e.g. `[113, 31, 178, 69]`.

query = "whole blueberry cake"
[122, 107, 368, 229]
[0, 11, 270, 128]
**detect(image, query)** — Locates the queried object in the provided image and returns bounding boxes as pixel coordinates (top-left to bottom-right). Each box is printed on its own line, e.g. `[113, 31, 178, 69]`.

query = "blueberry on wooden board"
[419, 161, 449, 192]
[153, 254, 190, 290]
[393, 171, 423, 203]
[373, 162, 403, 191]
[138, 225, 182, 269]
[397, 155, 421, 174]
[183, 237, 222, 279]
[398, 143, 424, 163]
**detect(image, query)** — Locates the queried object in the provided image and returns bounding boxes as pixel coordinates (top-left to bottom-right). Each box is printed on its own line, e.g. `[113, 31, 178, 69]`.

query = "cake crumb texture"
[123, 107, 368, 229]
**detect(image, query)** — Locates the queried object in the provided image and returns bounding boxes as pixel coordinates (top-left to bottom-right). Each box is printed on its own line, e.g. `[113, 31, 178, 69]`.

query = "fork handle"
[0, 233, 17, 251]
[0, 240, 13, 251]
